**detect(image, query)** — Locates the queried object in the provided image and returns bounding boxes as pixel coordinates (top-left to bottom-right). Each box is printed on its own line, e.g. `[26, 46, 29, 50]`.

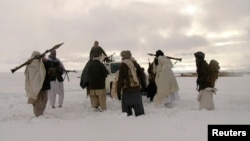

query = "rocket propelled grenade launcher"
[147, 53, 182, 62]
[11, 42, 64, 73]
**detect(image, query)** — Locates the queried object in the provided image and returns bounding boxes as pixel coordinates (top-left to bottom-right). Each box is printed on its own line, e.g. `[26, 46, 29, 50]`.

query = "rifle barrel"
[64, 70, 77, 73]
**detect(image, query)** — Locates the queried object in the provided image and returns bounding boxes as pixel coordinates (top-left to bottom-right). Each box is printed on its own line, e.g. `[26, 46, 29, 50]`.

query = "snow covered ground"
[1, 72, 250, 141]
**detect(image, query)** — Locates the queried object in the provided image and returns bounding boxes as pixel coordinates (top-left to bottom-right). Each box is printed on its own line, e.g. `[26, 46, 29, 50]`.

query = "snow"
[1, 72, 250, 141]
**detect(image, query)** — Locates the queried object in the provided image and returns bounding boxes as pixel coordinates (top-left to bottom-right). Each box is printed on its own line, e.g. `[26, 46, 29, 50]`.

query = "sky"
[1, 0, 250, 72]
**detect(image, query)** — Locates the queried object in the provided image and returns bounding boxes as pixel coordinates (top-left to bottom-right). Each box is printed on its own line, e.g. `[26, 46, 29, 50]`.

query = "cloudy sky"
[1, 0, 249, 72]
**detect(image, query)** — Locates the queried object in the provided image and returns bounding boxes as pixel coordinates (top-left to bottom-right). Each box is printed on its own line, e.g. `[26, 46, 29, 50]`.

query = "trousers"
[28, 90, 48, 117]
[48, 79, 64, 107]
[89, 89, 106, 110]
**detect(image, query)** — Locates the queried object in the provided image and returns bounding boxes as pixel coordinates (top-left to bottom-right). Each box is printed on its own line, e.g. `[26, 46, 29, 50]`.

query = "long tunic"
[153, 56, 179, 105]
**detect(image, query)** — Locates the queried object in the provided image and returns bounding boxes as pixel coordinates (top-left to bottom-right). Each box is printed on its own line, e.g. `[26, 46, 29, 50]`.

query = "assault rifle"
[11, 42, 64, 73]
[63, 69, 77, 82]
[102, 52, 116, 63]
[147, 53, 182, 62]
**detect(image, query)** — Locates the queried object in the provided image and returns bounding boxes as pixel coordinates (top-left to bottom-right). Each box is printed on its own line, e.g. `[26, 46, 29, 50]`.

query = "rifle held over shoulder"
[147, 53, 182, 62]
[11, 42, 64, 73]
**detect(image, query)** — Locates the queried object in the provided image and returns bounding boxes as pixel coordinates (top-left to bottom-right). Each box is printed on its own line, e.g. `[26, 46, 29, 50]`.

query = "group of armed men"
[24, 40, 218, 117]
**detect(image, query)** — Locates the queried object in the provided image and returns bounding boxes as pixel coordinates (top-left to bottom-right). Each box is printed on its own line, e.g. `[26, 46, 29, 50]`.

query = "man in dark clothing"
[117, 50, 145, 117]
[194, 51, 217, 110]
[47, 49, 65, 108]
[145, 62, 157, 102]
[89, 41, 107, 59]
[80, 41, 108, 97]
[194, 51, 212, 91]
[87, 55, 109, 111]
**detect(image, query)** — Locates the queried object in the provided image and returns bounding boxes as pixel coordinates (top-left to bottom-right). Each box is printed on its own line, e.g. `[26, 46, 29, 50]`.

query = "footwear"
[164, 102, 175, 108]
[52, 106, 55, 109]
[146, 98, 151, 103]
[98, 108, 105, 112]
[93, 107, 99, 112]
[93, 107, 105, 112]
